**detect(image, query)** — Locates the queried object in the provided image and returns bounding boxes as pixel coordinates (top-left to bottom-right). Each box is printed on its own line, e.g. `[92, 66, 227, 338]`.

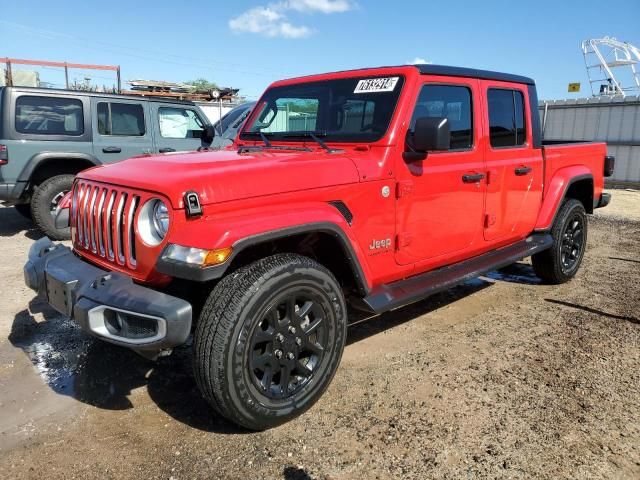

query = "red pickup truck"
[24, 64, 614, 430]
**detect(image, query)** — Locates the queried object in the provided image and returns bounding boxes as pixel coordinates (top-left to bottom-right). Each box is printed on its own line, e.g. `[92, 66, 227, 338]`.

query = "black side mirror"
[202, 125, 216, 144]
[413, 117, 450, 152]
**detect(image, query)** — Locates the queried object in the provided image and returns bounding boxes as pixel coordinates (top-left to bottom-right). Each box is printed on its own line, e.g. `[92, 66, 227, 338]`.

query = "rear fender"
[535, 166, 593, 231]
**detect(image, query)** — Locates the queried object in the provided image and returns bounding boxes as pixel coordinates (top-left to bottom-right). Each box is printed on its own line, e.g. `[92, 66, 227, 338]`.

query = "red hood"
[80, 148, 360, 208]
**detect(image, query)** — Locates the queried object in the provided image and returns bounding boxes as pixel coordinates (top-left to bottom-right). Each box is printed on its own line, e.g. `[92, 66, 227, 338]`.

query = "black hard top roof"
[414, 64, 535, 85]
[280, 64, 536, 86]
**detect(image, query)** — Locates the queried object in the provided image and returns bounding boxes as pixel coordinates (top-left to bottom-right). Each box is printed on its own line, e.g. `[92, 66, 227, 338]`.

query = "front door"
[480, 83, 543, 241]
[150, 103, 209, 153]
[395, 79, 486, 266]
[91, 99, 154, 164]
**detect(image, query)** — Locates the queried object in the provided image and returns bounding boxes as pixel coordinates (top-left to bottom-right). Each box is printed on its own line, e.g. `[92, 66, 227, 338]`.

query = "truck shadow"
[9, 271, 532, 434]
[0, 206, 42, 240]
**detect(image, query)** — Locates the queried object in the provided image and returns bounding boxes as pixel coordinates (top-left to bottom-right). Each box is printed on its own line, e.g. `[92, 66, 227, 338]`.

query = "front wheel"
[532, 199, 587, 284]
[193, 254, 347, 430]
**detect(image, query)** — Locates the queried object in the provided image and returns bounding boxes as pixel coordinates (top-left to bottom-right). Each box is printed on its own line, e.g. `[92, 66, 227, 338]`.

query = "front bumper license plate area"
[45, 269, 78, 316]
[25, 237, 192, 352]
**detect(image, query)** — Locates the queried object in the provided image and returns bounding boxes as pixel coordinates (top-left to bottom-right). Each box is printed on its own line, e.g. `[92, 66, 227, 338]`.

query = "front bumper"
[24, 237, 192, 355]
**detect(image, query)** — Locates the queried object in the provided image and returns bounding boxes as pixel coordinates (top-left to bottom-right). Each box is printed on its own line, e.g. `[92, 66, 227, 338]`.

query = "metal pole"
[6, 60, 12, 87]
[116, 66, 121, 93]
[64, 63, 69, 89]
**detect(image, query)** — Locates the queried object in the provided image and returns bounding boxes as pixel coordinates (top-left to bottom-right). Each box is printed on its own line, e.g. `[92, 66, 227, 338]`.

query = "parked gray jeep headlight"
[137, 199, 170, 246]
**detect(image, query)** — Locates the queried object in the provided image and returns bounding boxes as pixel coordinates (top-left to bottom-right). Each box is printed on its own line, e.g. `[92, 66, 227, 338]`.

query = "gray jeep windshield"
[241, 75, 405, 143]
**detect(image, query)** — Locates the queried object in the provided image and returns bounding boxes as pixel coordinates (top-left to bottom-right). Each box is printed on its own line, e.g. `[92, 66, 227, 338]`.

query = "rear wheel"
[532, 199, 587, 284]
[193, 254, 347, 430]
[30, 174, 74, 240]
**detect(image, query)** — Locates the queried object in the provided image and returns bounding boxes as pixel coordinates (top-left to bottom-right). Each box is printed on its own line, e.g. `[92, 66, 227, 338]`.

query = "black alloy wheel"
[248, 290, 328, 399]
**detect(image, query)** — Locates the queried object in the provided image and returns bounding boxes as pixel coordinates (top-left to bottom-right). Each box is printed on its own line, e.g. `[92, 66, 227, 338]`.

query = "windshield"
[241, 75, 405, 143]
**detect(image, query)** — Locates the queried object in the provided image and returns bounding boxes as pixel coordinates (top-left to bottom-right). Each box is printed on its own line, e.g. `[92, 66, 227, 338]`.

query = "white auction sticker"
[354, 77, 399, 94]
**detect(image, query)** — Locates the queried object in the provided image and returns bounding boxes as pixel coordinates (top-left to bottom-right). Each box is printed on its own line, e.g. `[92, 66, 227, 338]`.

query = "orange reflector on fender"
[203, 247, 233, 266]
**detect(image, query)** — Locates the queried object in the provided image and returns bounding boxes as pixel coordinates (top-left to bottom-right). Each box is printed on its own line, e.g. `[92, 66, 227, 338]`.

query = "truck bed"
[541, 140, 607, 211]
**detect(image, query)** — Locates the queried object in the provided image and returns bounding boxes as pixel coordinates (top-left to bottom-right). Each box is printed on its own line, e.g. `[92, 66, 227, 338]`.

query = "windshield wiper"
[281, 131, 339, 153]
[239, 131, 312, 153]
[243, 131, 272, 148]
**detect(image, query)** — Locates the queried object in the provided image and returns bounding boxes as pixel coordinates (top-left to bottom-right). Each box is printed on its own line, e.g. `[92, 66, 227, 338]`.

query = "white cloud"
[229, 6, 311, 38]
[408, 57, 432, 65]
[286, 0, 354, 14]
[229, 1, 354, 38]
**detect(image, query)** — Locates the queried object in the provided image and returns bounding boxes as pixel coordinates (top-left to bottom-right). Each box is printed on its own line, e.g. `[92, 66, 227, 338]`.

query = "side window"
[15, 95, 84, 135]
[158, 107, 204, 139]
[97, 102, 145, 136]
[410, 85, 473, 150]
[487, 89, 526, 148]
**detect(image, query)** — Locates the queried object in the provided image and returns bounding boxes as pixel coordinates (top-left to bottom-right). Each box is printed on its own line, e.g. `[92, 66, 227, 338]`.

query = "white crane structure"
[582, 37, 640, 97]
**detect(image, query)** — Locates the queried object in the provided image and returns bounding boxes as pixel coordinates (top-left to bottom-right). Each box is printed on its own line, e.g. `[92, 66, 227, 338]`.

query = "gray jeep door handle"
[102, 147, 122, 153]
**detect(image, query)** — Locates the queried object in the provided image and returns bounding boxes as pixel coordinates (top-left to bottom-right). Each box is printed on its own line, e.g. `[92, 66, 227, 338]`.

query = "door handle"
[515, 166, 532, 176]
[102, 147, 122, 153]
[462, 172, 485, 183]
[159, 147, 176, 153]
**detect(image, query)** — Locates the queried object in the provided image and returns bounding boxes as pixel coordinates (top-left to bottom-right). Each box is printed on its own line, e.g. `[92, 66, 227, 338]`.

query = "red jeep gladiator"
[24, 64, 614, 430]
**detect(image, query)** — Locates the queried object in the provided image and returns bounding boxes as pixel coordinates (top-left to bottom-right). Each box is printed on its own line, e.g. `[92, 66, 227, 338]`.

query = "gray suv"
[0, 86, 214, 239]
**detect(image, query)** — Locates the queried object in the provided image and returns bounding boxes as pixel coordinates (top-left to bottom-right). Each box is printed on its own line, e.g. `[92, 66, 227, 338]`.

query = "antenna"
[581, 37, 640, 97]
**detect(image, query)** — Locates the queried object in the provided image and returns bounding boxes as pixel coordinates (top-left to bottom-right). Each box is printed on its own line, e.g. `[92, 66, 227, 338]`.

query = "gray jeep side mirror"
[202, 125, 216, 144]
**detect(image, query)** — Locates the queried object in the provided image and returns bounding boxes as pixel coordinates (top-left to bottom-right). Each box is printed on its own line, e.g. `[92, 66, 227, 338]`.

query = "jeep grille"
[72, 180, 141, 269]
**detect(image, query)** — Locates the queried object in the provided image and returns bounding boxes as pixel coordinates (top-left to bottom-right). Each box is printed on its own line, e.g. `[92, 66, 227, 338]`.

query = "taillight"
[0, 145, 7, 165]
[604, 155, 615, 177]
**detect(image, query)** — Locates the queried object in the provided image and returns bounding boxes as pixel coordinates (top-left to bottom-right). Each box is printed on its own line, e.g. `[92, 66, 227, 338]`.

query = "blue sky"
[1, 0, 638, 100]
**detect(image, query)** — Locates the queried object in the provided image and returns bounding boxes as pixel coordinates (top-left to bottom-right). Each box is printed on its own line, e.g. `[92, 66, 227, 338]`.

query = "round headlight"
[137, 199, 170, 246]
[152, 201, 170, 237]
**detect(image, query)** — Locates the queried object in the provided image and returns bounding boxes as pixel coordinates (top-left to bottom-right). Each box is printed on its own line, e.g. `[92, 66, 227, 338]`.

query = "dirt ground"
[0, 190, 638, 480]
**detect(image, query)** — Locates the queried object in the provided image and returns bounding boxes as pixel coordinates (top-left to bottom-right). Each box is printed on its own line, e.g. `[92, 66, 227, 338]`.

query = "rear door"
[480, 82, 543, 241]
[90, 98, 153, 163]
[150, 103, 208, 153]
[395, 78, 486, 265]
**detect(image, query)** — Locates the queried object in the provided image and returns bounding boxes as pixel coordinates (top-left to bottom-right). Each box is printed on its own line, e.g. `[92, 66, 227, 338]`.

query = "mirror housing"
[202, 125, 216, 144]
[413, 117, 450, 152]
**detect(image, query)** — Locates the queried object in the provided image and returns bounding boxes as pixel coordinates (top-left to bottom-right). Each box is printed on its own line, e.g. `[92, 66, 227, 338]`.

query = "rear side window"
[487, 89, 526, 148]
[15, 95, 84, 135]
[410, 85, 473, 150]
[97, 102, 145, 136]
[158, 107, 204, 138]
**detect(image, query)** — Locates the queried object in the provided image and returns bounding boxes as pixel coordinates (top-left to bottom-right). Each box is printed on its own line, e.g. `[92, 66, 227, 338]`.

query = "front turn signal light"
[203, 247, 233, 266]
[162, 244, 233, 267]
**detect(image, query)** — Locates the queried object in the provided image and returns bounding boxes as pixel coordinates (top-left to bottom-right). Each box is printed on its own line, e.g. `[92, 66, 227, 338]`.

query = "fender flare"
[535, 169, 594, 231]
[18, 152, 102, 183]
[156, 221, 371, 294]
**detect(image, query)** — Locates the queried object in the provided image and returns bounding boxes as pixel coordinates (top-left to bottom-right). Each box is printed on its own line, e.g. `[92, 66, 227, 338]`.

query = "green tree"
[186, 78, 219, 91]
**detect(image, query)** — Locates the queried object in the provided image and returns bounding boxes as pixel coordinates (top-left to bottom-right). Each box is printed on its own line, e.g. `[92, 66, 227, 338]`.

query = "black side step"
[361, 233, 552, 314]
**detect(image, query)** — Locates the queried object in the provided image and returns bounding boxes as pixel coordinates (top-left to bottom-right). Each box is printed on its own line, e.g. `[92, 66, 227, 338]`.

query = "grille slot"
[72, 181, 141, 269]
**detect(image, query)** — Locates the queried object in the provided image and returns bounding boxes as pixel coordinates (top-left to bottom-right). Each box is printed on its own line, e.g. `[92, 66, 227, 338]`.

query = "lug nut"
[288, 326, 297, 334]
[275, 349, 283, 359]
[276, 333, 284, 342]
[295, 337, 302, 346]
[286, 352, 295, 360]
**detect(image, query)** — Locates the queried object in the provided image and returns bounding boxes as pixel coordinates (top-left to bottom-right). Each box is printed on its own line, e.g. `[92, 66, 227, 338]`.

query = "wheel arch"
[229, 223, 369, 296]
[535, 169, 594, 231]
[19, 152, 101, 188]
[158, 221, 371, 296]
